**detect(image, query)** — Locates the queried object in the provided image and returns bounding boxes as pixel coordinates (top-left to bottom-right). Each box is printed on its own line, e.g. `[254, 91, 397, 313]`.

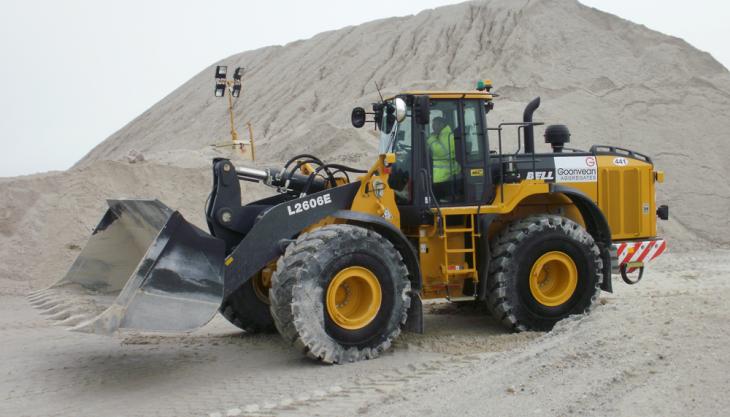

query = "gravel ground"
[2, 251, 729, 417]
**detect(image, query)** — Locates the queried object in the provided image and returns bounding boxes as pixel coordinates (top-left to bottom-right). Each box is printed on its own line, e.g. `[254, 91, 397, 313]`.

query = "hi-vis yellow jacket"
[427, 125, 461, 183]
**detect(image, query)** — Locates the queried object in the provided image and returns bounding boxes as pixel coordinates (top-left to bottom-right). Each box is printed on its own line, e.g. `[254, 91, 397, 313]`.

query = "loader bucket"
[29, 199, 225, 335]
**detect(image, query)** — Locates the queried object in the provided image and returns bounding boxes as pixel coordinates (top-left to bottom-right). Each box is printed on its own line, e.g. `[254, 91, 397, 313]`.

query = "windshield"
[378, 102, 394, 153]
[378, 101, 412, 204]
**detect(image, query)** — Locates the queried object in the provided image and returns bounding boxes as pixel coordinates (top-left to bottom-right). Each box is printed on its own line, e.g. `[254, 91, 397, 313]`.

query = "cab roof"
[387, 90, 494, 100]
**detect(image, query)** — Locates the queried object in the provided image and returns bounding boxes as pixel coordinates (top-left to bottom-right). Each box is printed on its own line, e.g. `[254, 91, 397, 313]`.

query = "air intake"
[544, 124, 571, 153]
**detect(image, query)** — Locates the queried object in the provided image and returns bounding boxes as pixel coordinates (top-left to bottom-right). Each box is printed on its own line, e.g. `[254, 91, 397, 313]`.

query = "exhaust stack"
[523, 97, 541, 154]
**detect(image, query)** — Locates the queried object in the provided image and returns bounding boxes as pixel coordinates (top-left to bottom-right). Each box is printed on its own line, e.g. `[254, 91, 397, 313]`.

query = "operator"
[427, 117, 461, 200]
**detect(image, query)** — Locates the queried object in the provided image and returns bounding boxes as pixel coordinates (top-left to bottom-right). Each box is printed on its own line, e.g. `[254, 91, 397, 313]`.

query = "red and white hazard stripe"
[613, 239, 667, 272]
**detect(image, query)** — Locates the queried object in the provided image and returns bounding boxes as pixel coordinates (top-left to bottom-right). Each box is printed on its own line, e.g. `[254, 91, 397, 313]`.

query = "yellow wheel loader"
[30, 82, 668, 363]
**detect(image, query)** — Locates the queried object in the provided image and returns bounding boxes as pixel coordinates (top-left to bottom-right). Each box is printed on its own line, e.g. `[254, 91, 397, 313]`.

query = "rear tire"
[487, 215, 602, 331]
[220, 273, 275, 333]
[270, 224, 411, 364]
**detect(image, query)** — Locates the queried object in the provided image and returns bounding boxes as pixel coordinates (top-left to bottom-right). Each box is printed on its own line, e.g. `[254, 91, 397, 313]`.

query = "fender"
[550, 184, 613, 292]
[331, 210, 424, 333]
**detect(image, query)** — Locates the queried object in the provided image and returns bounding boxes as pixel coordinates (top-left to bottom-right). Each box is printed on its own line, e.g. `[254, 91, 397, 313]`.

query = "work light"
[231, 67, 243, 97]
[215, 66, 227, 97]
[233, 67, 244, 80]
[215, 84, 226, 97]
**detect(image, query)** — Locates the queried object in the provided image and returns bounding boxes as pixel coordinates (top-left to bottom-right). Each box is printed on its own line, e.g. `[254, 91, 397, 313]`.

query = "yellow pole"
[227, 81, 240, 146]
[247, 122, 255, 161]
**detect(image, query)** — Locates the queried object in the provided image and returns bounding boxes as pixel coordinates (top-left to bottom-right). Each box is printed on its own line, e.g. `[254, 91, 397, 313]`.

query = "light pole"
[214, 65, 255, 160]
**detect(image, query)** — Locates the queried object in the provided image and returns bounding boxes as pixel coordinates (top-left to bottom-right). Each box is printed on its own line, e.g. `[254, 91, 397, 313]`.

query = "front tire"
[487, 215, 603, 331]
[220, 272, 275, 333]
[270, 224, 411, 363]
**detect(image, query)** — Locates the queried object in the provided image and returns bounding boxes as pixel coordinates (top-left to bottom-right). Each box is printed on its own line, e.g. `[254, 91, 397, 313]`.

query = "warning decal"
[555, 156, 597, 183]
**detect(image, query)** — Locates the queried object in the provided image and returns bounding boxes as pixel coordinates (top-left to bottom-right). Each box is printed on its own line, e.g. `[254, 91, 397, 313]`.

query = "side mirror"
[413, 95, 430, 125]
[394, 98, 407, 123]
[351, 107, 366, 128]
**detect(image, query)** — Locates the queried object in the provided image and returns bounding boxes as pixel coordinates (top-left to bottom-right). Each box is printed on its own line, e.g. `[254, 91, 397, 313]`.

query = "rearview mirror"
[394, 98, 407, 123]
[413, 95, 430, 125]
[351, 107, 366, 128]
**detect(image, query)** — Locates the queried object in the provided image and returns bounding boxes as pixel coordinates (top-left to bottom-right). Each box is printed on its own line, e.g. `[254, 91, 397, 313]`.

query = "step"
[445, 268, 476, 275]
[447, 296, 477, 302]
[442, 227, 473, 233]
[446, 248, 474, 253]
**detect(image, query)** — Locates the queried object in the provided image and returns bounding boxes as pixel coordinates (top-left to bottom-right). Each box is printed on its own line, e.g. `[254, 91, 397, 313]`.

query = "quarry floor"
[2, 251, 729, 417]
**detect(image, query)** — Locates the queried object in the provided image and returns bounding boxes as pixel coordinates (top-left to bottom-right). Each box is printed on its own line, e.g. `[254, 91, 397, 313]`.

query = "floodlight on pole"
[232, 67, 244, 97]
[233, 67, 244, 80]
[212, 64, 254, 160]
[214, 65, 228, 97]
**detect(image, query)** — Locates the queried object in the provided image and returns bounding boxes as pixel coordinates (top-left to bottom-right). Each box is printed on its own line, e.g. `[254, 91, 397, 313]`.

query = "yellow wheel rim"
[529, 251, 578, 307]
[252, 273, 270, 305]
[326, 266, 382, 330]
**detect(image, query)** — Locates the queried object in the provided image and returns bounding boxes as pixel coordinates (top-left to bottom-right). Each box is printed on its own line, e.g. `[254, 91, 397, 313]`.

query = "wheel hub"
[252, 273, 270, 305]
[326, 266, 382, 330]
[529, 251, 578, 307]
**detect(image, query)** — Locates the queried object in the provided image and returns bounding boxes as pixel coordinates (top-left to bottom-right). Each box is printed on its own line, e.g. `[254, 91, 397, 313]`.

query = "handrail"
[486, 121, 544, 203]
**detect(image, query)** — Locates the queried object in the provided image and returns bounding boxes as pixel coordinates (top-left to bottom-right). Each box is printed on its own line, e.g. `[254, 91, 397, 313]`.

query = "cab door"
[424, 99, 491, 206]
[460, 99, 491, 205]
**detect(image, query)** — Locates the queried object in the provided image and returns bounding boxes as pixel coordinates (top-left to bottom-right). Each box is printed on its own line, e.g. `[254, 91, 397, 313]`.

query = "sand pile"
[0, 159, 271, 294]
[73, 0, 730, 245]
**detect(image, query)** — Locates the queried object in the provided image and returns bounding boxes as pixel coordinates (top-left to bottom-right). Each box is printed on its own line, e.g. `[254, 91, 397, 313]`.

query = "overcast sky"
[0, 0, 728, 177]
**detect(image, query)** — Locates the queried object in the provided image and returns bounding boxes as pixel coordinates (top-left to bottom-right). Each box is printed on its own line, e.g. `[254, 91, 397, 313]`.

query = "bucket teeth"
[28, 288, 54, 296]
[27, 290, 54, 302]
[29, 288, 105, 329]
[32, 298, 66, 310]
[55, 314, 94, 328]
[27, 295, 44, 304]
[28, 293, 57, 305]
[39, 303, 73, 316]
[46, 310, 73, 321]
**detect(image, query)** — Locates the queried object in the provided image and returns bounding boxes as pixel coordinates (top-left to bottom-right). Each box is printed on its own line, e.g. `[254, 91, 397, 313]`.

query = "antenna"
[374, 81, 384, 102]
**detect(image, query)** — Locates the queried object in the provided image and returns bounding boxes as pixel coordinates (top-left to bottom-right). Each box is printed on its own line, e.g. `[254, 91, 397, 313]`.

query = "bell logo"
[526, 171, 555, 180]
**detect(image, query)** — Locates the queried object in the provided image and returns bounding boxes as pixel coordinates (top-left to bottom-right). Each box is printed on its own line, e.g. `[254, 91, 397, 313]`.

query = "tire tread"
[486, 215, 603, 332]
[270, 224, 411, 364]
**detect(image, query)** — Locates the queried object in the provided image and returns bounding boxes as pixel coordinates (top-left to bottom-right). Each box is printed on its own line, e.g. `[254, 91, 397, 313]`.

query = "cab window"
[461, 100, 488, 203]
[387, 107, 413, 204]
[427, 101, 462, 203]
[463, 101, 483, 163]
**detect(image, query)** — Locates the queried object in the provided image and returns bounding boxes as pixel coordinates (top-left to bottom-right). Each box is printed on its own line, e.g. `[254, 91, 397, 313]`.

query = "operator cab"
[352, 89, 495, 219]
